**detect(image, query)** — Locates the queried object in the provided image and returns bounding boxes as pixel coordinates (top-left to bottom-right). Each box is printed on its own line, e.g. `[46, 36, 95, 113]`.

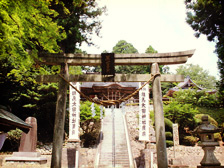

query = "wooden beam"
[36, 74, 184, 83]
[37, 49, 195, 66]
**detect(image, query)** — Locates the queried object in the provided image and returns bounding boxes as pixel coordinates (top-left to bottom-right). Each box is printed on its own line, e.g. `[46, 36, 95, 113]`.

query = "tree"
[0, 0, 65, 83]
[185, 0, 224, 96]
[176, 64, 217, 89]
[0, 0, 104, 143]
[145, 45, 158, 54]
[112, 40, 157, 74]
[113, 40, 138, 54]
[145, 45, 170, 74]
[50, 0, 106, 53]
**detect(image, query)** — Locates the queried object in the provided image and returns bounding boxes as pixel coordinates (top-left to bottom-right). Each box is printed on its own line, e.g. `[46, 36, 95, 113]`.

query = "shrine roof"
[81, 82, 139, 88]
[0, 108, 31, 133]
[171, 76, 204, 91]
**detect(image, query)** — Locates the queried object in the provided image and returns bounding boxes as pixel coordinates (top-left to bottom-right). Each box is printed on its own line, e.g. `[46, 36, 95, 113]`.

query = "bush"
[164, 118, 173, 132]
[1, 129, 22, 152]
[182, 136, 198, 146]
[165, 132, 173, 140]
[194, 114, 218, 126]
[164, 101, 198, 133]
[196, 107, 224, 126]
[166, 140, 174, 147]
[173, 89, 222, 107]
[79, 101, 103, 147]
[214, 133, 222, 141]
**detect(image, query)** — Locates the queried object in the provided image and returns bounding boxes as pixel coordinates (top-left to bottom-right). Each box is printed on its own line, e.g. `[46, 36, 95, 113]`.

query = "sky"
[81, 0, 220, 79]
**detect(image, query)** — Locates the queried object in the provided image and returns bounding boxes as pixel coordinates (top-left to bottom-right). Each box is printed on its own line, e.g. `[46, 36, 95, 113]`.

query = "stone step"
[99, 164, 130, 167]
[98, 108, 131, 168]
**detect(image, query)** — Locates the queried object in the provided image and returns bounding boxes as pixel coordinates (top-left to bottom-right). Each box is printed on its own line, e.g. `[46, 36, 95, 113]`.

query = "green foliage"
[185, 0, 224, 95]
[2, 129, 22, 151]
[176, 64, 217, 89]
[164, 118, 173, 132]
[185, 0, 223, 42]
[173, 89, 222, 107]
[145, 45, 158, 54]
[183, 136, 198, 146]
[166, 140, 174, 147]
[113, 40, 138, 54]
[165, 132, 173, 140]
[0, 0, 105, 144]
[165, 88, 223, 145]
[80, 101, 102, 147]
[7, 129, 22, 142]
[0, 0, 65, 74]
[214, 132, 222, 141]
[113, 40, 151, 74]
[196, 107, 224, 125]
[161, 82, 176, 95]
[50, 0, 106, 53]
[194, 114, 218, 126]
[150, 110, 174, 146]
[164, 101, 198, 131]
[80, 101, 101, 122]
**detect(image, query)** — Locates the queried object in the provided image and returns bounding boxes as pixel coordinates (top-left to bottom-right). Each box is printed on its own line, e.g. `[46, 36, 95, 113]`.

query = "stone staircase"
[98, 108, 130, 168]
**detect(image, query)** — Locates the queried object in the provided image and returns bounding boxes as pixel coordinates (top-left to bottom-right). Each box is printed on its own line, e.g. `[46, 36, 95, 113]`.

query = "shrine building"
[80, 82, 140, 103]
[166, 76, 216, 97]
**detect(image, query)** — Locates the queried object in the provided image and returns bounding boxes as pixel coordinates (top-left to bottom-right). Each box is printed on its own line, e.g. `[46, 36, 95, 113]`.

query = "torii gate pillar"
[151, 63, 168, 168]
[51, 63, 68, 168]
[36, 49, 195, 168]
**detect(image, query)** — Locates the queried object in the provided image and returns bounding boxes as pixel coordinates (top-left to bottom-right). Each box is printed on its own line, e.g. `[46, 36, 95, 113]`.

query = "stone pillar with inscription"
[173, 123, 179, 146]
[5, 117, 47, 164]
[170, 123, 188, 167]
[138, 82, 150, 141]
[68, 82, 80, 142]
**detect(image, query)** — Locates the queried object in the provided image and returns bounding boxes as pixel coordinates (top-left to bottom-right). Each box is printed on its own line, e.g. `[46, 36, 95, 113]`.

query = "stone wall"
[167, 145, 224, 167]
[125, 106, 146, 167]
[125, 105, 224, 168]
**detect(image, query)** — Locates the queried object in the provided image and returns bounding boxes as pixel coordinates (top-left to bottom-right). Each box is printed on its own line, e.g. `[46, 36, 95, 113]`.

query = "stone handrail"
[123, 112, 136, 168]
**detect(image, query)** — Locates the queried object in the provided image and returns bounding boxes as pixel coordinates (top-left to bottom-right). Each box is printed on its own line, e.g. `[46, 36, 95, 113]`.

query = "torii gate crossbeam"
[36, 49, 195, 168]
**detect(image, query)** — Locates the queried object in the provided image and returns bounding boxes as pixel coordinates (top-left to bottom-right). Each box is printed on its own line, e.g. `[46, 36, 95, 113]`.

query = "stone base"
[197, 166, 224, 168]
[169, 158, 189, 168]
[169, 165, 189, 168]
[5, 152, 47, 164]
[67, 139, 80, 142]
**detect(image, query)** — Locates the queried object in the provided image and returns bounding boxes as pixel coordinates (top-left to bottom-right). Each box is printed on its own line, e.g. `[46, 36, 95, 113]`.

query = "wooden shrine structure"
[80, 82, 139, 101]
[36, 49, 195, 168]
[166, 75, 216, 97]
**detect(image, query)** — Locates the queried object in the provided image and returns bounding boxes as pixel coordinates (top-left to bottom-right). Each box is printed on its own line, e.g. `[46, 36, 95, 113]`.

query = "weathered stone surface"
[19, 117, 37, 152]
[38, 49, 195, 66]
[167, 146, 224, 167]
[125, 106, 147, 167]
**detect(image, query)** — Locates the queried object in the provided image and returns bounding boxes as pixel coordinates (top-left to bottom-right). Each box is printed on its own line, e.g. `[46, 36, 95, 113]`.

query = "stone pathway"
[98, 108, 130, 168]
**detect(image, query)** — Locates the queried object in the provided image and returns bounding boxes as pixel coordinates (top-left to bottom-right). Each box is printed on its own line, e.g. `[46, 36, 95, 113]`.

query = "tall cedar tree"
[185, 0, 224, 98]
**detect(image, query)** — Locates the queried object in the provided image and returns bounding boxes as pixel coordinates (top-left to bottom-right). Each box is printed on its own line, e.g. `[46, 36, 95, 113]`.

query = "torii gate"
[36, 49, 195, 168]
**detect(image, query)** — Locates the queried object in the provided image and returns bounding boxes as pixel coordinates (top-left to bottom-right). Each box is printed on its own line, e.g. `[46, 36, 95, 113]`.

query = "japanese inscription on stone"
[139, 82, 150, 141]
[173, 123, 179, 146]
[69, 82, 80, 141]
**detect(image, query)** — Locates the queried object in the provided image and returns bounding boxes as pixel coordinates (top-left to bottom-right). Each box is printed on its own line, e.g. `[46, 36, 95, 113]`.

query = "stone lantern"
[192, 115, 223, 168]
